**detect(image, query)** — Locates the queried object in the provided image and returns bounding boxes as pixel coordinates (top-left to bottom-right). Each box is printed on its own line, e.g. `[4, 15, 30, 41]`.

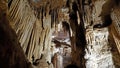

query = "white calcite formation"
[85, 28, 115, 68]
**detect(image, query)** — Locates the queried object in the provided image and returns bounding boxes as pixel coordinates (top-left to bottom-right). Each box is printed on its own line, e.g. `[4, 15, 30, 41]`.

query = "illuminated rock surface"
[0, 0, 120, 68]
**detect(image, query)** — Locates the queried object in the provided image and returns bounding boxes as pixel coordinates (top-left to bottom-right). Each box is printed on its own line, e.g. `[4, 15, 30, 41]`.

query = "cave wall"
[8, 1, 69, 68]
[0, 0, 32, 68]
[67, 0, 120, 68]
[83, 0, 114, 68]
[8, 0, 53, 63]
[83, 0, 120, 68]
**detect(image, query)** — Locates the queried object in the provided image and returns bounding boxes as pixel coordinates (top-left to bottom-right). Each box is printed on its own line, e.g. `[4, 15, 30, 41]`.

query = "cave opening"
[51, 21, 72, 68]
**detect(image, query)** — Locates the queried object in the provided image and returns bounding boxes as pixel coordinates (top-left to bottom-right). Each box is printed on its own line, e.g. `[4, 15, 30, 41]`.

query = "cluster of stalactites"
[27, 0, 67, 25]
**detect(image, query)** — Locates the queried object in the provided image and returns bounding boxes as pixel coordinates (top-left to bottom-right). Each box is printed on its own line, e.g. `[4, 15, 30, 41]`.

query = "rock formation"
[0, 0, 32, 68]
[0, 0, 120, 68]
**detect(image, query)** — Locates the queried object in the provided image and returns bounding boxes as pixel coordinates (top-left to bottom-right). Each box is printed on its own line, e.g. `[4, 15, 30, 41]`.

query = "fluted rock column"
[84, 0, 115, 68]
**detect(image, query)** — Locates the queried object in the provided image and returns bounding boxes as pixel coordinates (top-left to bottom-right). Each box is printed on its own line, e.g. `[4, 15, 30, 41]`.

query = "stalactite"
[8, 0, 54, 64]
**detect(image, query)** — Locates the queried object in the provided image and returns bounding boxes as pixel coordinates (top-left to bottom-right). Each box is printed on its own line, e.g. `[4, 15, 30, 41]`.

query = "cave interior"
[0, 0, 120, 68]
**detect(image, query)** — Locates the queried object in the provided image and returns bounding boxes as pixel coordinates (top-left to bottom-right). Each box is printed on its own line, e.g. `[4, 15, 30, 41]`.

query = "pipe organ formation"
[0, 0, 120, 68]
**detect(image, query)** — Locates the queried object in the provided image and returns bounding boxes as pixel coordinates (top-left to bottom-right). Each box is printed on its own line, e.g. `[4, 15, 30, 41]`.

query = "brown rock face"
[0, 1, 32, 68]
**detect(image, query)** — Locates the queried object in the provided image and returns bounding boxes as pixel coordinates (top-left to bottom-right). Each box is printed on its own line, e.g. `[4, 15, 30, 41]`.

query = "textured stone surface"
[85, 28, 114, 68]
[8, 0, 53, 64]
[0, 0, 32, 68]
[4, 0, 120, 68]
